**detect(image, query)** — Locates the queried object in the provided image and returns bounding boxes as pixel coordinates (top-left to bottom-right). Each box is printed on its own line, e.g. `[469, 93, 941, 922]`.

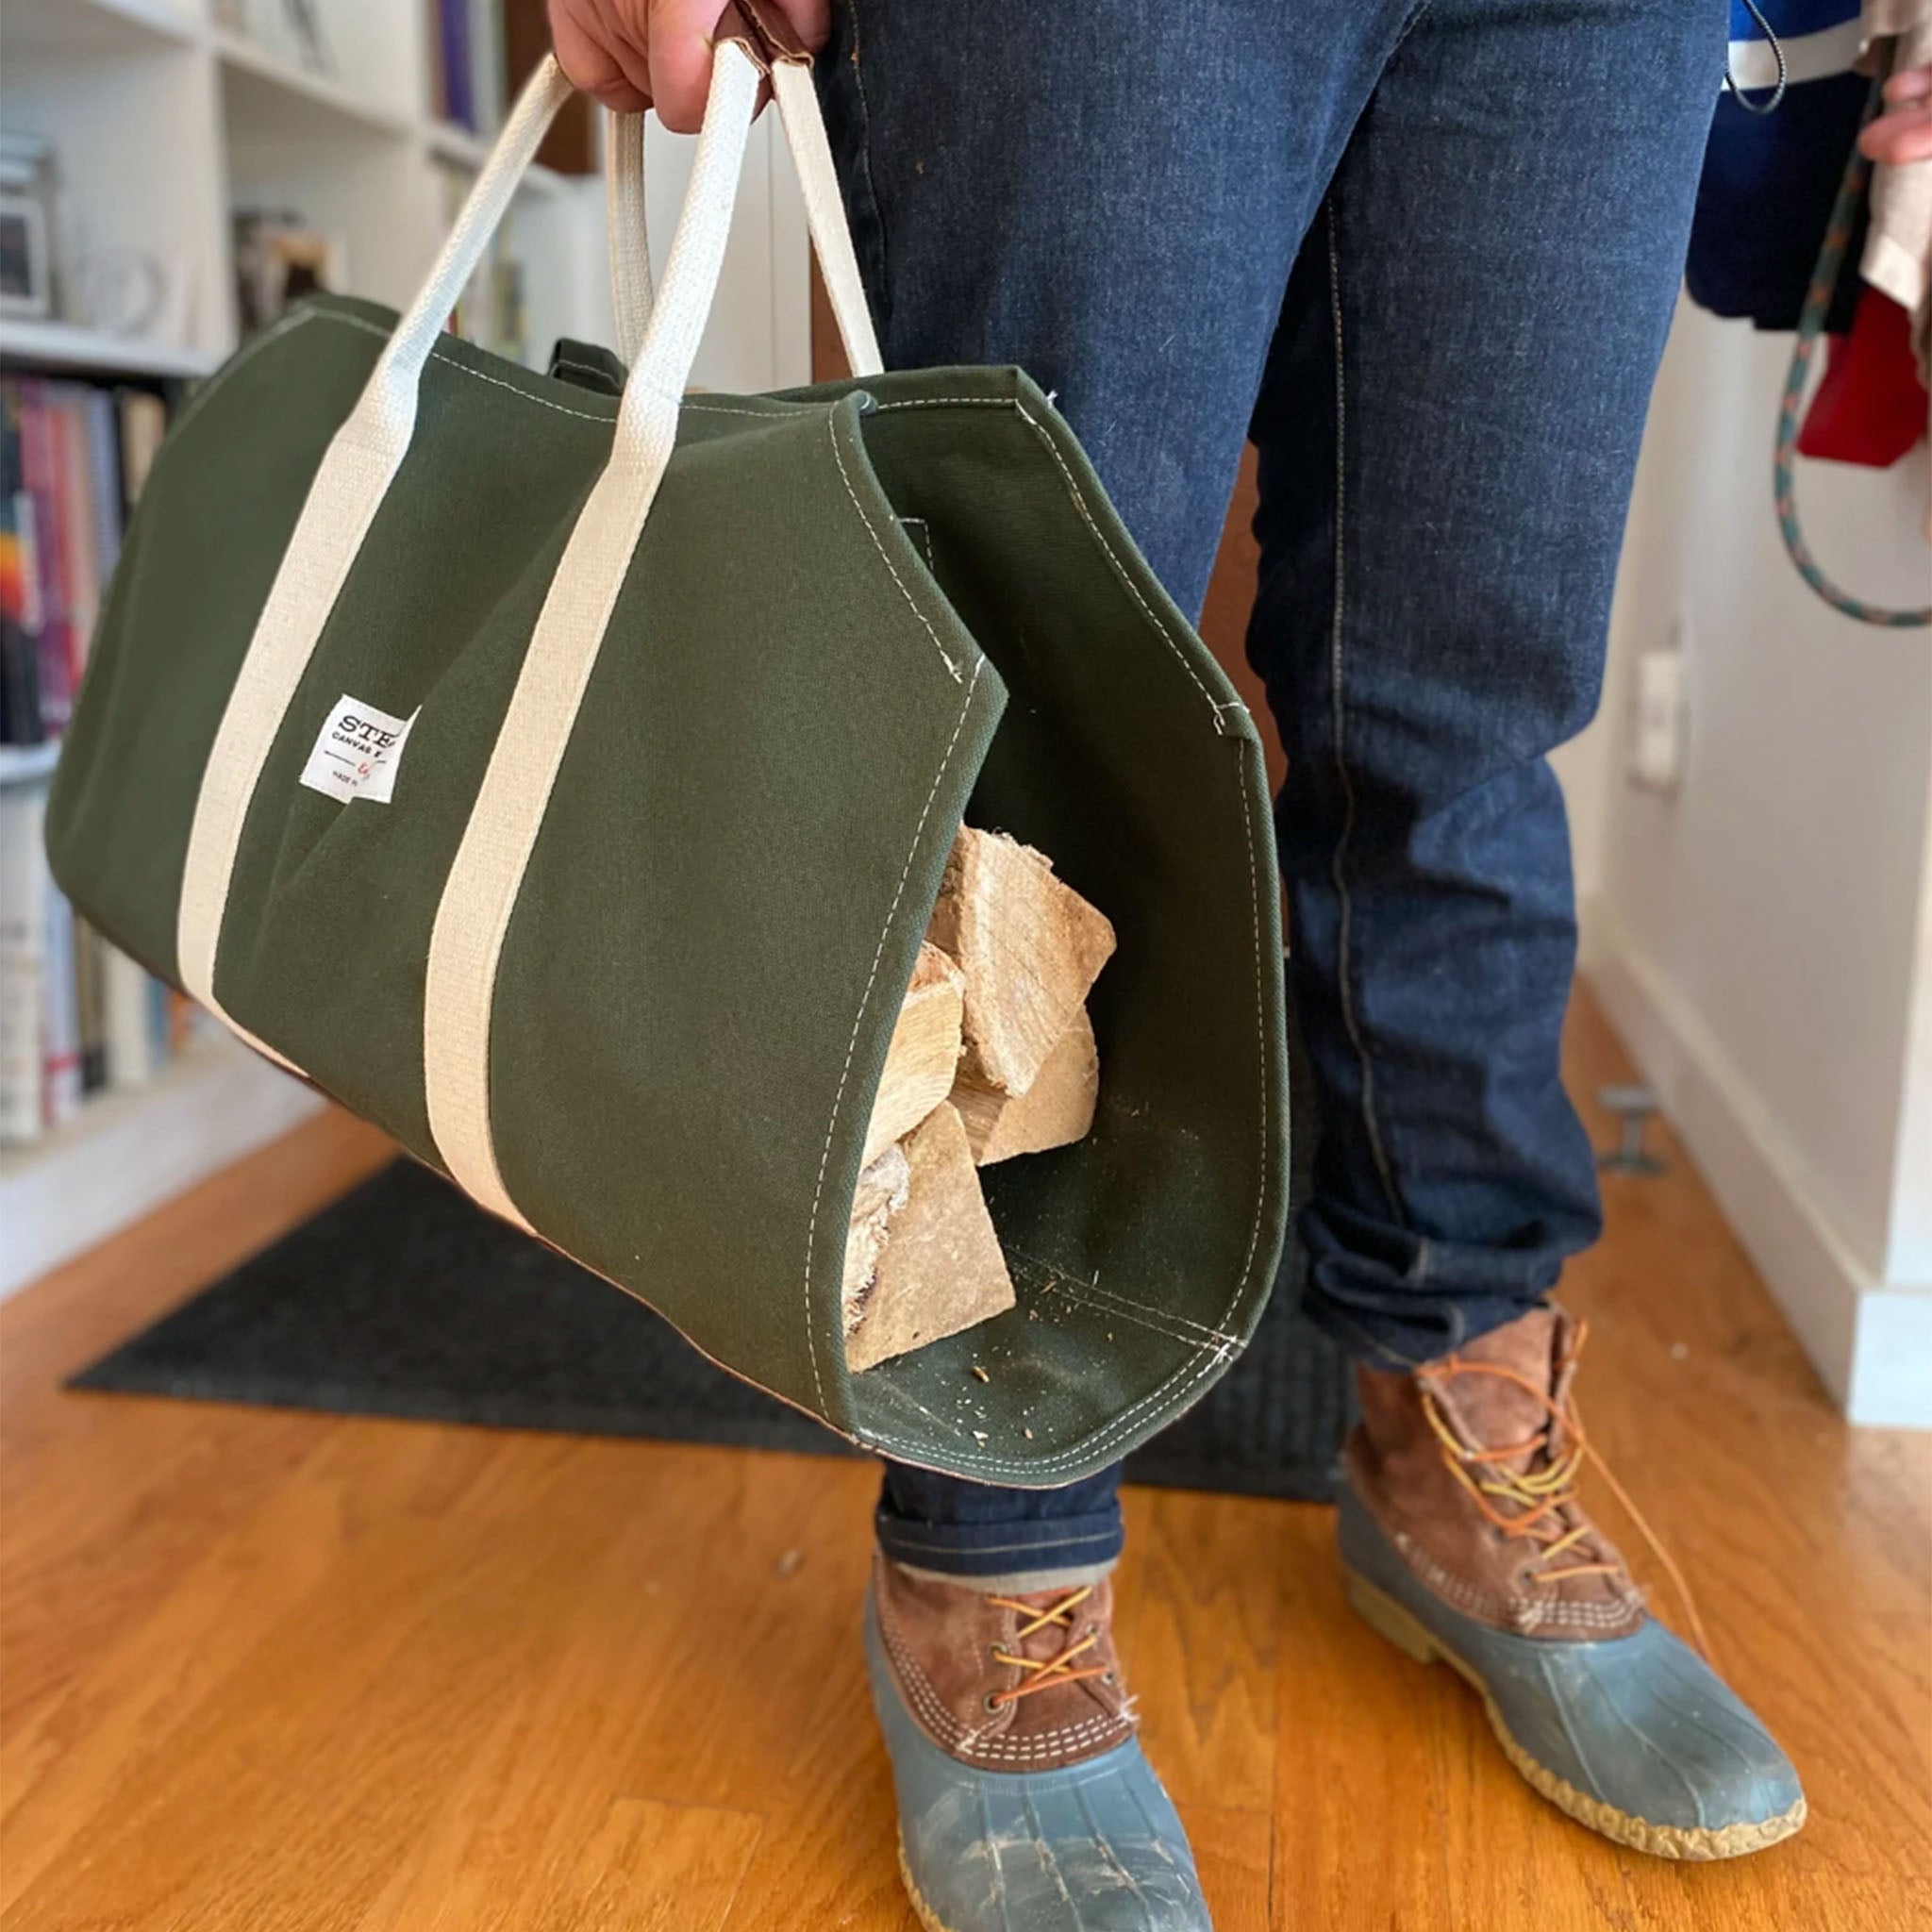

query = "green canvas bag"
[45, 22, 1288, 1486]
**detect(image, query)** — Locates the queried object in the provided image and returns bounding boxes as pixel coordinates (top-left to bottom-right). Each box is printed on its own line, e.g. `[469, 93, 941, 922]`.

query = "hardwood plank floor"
[1, 990, 1925, 1931]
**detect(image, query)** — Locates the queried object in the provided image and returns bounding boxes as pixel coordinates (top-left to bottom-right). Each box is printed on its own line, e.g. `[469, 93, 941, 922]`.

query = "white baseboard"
[1578, 896, 1932, 1429]
[0, 1037, 323, 1300]
[1843, 1290, 1932, 1430]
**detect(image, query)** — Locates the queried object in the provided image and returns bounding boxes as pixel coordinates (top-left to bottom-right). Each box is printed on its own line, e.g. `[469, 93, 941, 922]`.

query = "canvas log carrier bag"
[44, 8, 1289, 1486]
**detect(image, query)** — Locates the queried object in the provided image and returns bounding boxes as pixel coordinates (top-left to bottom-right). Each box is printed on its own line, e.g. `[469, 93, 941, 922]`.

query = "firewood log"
[926, 828, 1114, 1097]
[844, 1103, 1016, 1371]
[860, 942, 965, 1167]
[950, 1005, 1098, 1165]
[841, 1142, 911, 1339]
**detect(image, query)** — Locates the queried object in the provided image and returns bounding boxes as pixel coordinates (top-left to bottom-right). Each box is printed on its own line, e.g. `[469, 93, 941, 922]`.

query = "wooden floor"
[1, 989, 1925, 1932]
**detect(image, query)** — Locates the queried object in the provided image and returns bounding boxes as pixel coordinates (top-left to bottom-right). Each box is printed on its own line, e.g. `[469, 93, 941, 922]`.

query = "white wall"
[1566, 295, 1932, 1426]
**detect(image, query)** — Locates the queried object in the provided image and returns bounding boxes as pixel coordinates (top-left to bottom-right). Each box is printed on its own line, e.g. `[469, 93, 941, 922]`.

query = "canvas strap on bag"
[423, 52, 770, 1225]
[602, 17, 879, 376]
[175, 14, 883, 1228]
[606, 108, 653, 364]
[173, 57, 580, 1058]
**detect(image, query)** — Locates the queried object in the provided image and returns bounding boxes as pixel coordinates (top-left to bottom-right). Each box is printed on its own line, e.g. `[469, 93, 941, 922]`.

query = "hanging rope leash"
[1774, 76, 1932, 628]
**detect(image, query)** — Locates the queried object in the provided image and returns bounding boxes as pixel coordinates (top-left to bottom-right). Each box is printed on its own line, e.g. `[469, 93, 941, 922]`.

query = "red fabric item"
[1796, 287, 1929, 468]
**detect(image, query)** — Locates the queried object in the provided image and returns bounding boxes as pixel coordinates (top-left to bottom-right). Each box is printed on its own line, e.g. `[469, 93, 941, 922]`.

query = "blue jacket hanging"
[1686, 1, 1872, 331]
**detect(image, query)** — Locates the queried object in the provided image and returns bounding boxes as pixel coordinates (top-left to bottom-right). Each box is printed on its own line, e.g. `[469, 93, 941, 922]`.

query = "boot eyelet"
[988, 1643, 1003, 1663]
[983, 1692, 1005, 1713]
[1102, 1671, 1117, 1684]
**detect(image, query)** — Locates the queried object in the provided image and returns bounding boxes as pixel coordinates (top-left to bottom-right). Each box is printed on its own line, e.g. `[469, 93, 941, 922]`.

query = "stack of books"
[2, 376, 166, 747]
[0, 372, 192, 1147]
[0, 788, 217, 1144]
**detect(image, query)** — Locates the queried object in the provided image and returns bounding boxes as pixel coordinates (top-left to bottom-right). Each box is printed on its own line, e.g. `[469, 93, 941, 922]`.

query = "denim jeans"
[817, 0, 1726, 1579]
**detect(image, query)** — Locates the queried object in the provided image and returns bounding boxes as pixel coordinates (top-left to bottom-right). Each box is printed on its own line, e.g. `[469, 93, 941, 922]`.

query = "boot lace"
[984, 1584, 1112, 1707]
[1415, 1318, 1714, 1663]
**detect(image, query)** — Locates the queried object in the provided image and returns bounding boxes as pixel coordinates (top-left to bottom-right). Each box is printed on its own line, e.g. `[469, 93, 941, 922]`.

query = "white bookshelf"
[0, 0, 809, 381]
[0, 0, 811, 1297]
[0, 317, 218, 379]
[0, 742, 63, 786]
[0, 0, 596, 370]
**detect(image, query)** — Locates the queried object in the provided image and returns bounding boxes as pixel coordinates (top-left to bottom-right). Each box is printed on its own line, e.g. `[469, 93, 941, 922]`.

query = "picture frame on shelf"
[233, 210, 344, 335]
[0, 135, 61, 322]
[0, 194, 52, 321]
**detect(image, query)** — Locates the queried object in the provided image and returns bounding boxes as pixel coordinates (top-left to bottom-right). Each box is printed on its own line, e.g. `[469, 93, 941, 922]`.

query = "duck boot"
[865, 1554, 1211, 1931]
[1340, 1305, 1806, 1859]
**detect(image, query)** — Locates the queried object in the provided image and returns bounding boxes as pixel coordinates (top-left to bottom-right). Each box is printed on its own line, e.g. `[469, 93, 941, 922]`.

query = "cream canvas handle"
[422, 45, 770, 1224]
[606, 109, 653, 364]
[768, 56, 881, 378]
[603, 61, 880, 380]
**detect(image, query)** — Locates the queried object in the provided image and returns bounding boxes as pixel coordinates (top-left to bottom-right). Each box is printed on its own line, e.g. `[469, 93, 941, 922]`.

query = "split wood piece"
[951, 1005, 1099, 1165]
[845, 1103, 1016, 1372]
[926, 828, 1115, 1097]
[860, 942, 966, 1167]
[841, 1142, 910, 1340]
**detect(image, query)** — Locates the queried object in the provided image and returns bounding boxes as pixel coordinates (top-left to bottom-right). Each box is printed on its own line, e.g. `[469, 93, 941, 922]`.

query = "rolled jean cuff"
[1297, 1196, 1589, 1370]
[873, 1506, 1125, 1578]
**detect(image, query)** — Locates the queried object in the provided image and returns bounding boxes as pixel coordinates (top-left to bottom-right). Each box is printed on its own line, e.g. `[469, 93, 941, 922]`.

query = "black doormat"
[73, 1158, 1350, 1500]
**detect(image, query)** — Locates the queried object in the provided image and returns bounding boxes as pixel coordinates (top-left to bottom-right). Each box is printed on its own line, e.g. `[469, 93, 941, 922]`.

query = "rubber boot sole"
[1342, 1566, 1807, 1861]
[896, 1833, 958, 1932]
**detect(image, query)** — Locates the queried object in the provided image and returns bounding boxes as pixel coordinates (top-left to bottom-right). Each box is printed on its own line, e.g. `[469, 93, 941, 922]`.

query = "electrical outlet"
[1629, 647, 1684, 791]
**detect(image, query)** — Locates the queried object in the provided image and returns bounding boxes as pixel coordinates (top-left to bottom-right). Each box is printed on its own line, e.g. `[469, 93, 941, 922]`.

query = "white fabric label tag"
[297, 694, 417, 806]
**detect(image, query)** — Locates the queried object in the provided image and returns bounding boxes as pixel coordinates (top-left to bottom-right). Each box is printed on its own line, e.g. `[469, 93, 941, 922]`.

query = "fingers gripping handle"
[591, 1, 882, 380]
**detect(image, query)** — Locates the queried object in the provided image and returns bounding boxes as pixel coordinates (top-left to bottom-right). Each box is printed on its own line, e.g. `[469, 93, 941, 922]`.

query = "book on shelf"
[0, 781, 210, 1146]
[2, 374, 166, 749]
[428, 168, 527, 361]
[429, 0, 509, 137]
[39, 876, 80, 1126]
[0, 786, 46, 1143]
[0, 368, 196, 1146]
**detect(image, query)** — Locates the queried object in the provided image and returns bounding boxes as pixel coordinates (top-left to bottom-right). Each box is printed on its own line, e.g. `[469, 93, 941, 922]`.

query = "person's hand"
[1859, 62, 1932, 167]
[547, 0, 829, 133]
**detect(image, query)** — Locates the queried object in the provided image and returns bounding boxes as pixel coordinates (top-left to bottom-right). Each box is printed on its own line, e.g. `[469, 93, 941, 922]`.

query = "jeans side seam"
[842, 0, 891, 345]
[1324, 200, 1406, 1229]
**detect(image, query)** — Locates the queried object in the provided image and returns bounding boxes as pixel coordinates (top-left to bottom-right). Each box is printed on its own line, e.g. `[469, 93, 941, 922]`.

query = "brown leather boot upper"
[871, 1553, 1137, 1770]
[1345, 1306, 1648, 1641]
